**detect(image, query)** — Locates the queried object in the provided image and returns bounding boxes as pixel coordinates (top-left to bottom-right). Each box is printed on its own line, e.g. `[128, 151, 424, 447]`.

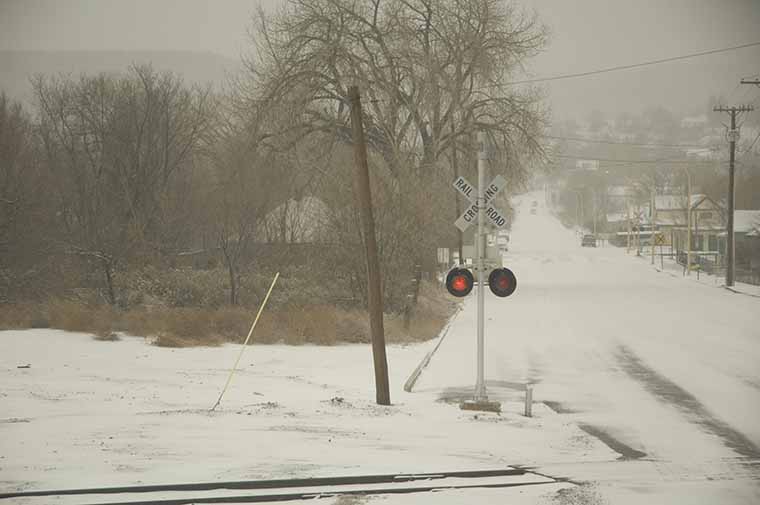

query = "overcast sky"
[1, 0, 759, 119]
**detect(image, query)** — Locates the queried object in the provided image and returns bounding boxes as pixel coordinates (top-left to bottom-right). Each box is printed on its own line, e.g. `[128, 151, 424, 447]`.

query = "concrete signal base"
[460, 399, 502, 413]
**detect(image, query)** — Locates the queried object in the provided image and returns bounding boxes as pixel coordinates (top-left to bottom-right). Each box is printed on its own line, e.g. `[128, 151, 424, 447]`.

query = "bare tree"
[0, 93, 53, 302]
[32, 66, 211, 304]
[245, 0, 547, 175]
[222, 0, 550, 309]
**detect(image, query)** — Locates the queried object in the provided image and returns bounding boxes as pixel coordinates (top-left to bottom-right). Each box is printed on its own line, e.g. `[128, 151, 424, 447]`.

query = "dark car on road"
[581, 234, 596, 247]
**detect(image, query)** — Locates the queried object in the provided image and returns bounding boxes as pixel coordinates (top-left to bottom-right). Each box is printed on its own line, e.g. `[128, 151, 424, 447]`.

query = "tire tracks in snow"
[616, 345, 760, 460]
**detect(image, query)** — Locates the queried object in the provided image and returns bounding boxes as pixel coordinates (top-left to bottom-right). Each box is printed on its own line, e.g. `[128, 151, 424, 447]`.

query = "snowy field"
[2, 191, 759, 504]
[1, 330, 590, 504]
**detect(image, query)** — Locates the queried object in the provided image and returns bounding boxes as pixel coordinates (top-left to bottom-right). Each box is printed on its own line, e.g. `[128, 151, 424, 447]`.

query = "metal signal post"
[449, 134, 513, 411]
[475, 132, 488, 401]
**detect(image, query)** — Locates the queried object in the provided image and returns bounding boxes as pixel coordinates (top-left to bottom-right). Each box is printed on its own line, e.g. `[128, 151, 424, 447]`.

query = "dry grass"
[0, 283, 455, 347]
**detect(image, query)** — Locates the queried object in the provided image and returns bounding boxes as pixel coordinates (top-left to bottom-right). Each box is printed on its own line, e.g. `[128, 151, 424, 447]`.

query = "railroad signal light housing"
[488, 267, 517, 297]
[446, 267, 474, 297]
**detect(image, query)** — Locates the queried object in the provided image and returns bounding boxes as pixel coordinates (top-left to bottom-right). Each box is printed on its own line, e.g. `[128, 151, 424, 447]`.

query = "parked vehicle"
[581, 234, 597, 247]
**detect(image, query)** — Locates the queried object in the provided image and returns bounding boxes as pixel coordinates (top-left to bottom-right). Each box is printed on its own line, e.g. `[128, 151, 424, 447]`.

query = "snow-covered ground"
[1, 327, 584, 503]
[417, 192, 760, 503]
[2, 190, 759, 504]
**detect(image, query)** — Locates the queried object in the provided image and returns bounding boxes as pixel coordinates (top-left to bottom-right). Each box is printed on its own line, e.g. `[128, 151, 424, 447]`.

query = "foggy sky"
[1, 0, 759, 120]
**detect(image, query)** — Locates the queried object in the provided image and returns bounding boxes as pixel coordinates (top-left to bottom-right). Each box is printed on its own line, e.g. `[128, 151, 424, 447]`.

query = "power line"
[542, 135, 712, 149]
[743, 131, 760, 154]
[507, 41, 760, 85]
[554, 154, 721, 165]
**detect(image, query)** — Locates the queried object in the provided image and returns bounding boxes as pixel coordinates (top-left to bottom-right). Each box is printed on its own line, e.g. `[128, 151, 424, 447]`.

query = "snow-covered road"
[416, 191, 760, 503]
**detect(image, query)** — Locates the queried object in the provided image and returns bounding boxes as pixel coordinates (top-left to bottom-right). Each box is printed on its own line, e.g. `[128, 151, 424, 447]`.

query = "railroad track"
[1, 467, 569, 504]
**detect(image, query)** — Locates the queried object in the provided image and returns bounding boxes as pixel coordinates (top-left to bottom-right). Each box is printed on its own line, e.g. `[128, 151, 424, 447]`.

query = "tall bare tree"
[0, 93, 53, 302]
[33, 66, 211, 304]
[236, 0, 547, 307]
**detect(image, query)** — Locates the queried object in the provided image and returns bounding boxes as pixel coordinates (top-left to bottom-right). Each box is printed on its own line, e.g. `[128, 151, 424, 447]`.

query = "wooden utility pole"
[348, 86, 390, 406]
[713, 104, 754, 286]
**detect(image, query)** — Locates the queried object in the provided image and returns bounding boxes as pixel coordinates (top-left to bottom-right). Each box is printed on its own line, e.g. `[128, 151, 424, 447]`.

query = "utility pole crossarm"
[713, 105, 754, 114]
[740, 79, 760, 86]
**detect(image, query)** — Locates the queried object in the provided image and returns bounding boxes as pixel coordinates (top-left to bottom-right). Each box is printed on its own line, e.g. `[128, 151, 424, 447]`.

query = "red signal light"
[446, 268, 474, 297]
[488, 267, 517, 297]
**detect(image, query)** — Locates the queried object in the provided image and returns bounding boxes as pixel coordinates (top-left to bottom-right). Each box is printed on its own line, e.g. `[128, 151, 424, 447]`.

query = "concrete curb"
[723, 286, 760, 298]
[403, 305, 462, 393]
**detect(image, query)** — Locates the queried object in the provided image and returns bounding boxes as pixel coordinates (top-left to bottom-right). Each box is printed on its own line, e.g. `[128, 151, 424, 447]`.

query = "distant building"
[654, 194, 724, 256]
[575, 159, 599, 171]
[680, 115, 707, 129]
[730, 210, 760, 284]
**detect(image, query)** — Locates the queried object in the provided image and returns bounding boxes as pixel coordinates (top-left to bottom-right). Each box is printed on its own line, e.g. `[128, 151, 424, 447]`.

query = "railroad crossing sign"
[453, 174, 508, 232]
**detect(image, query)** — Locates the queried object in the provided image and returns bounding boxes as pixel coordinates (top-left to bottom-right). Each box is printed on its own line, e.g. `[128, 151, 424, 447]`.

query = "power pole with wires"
[713, 104, 754, 287]
[349, 85, 391, 406]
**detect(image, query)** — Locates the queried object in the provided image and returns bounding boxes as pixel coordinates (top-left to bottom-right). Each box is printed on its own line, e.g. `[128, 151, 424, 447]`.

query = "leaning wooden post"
[348, 85, 390, 406]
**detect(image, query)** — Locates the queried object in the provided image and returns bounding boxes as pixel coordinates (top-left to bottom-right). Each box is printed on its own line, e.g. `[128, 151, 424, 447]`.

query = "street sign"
[452, 176, 476, 202]
[654, 232, 666, 246]
[452, 174, 506, 205]
[454, 203, 479, 232]
[484, 206, 507, 228]
[453, 175, 508, 232]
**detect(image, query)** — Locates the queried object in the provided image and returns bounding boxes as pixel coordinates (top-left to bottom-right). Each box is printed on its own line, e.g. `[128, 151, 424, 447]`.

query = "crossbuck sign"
[453, 174, 508, 232]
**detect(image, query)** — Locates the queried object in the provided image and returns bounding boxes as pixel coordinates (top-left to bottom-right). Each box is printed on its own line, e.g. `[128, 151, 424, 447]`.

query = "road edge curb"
[403, 304, 462, 393]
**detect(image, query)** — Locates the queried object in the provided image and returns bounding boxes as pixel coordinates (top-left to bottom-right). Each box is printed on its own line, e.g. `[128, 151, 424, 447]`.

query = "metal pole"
[592, 188, 597, 238]
[475, 132, 487, 401]
[686, 168, 692, 275]
[627, 204, 631, 253]
[524, 384, 533, 417]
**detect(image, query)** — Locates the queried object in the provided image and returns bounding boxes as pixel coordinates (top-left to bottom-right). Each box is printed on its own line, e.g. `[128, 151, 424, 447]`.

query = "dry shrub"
[0, 303, 48, 329]
[94, 331, 121, 341]
[1, 282, 455, 347]
[211, 307, 254, 341]
[285, 305, 339, 345]
[333, 309, 370, 343]
[120, 309, 161, 337]
[45, 300, 117, 336]
[152, 332, 194, 347]
[386, 282, 455, 344]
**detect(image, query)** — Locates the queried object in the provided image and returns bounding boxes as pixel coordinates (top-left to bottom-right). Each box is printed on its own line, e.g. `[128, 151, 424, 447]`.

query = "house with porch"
[653, 194, 724, 268]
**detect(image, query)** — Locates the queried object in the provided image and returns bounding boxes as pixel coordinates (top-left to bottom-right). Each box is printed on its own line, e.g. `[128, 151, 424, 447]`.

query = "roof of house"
[606, 212, 628, 223]
[655, 194, 720, 211]
[259, 196, 329, 243]
[607, 186, 634, 197]
[735, 210, 760, 236]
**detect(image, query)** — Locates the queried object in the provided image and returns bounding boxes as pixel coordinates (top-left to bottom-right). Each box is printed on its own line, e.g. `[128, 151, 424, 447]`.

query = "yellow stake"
[210, 272, 280, 411]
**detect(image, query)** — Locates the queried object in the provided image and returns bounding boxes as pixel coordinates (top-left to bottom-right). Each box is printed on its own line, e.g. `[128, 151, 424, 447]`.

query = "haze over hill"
[1, 0, 758, 121]
[0, 50, 240, 104]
